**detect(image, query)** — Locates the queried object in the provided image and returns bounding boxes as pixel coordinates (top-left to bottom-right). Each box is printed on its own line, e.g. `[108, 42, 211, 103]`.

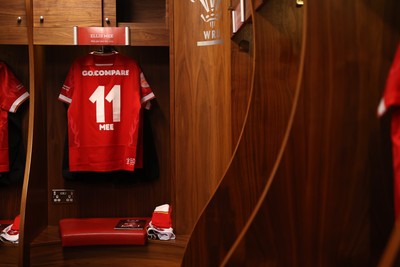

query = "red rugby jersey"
[58, 53, 155, 172]
[378, 44, 400, 219]
[0, 62, 29, 172]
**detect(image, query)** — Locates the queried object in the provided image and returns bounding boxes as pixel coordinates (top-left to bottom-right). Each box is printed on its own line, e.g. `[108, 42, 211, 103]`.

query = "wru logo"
[190, 0, 223, 46]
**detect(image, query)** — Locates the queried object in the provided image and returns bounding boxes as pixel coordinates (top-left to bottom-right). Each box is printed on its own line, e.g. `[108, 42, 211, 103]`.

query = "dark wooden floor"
[0, 244, 18, 267]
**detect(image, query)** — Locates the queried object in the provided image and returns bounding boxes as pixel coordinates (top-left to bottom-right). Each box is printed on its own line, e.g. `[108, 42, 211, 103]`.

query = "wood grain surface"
[119, 23, 169, 46]
[183, 0, 400, 265]
[173, 0, 232, 235]
[182, 0, 303, 265]
[32, 0, 102, 28]
[117, 0, 166, 24]
[231, 23, 253, 147]
[225, 0, 399, 266]
[253, 0, 397, 265]
[0, 0, 27, 26]
[0, 0, 28, 44]
[0, 28, 28, 45]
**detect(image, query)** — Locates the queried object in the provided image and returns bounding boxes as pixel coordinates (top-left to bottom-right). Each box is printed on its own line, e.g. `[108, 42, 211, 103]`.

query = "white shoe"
[0, 215, 19, 244]
[0, 224, 19, 243]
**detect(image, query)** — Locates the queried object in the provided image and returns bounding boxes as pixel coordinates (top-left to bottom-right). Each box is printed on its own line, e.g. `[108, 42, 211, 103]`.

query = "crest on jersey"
[190, 0, 223, 46]
[140, 73, 150, 88]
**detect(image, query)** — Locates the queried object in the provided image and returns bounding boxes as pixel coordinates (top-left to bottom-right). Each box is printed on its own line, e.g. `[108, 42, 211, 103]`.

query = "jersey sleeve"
[377, 44, 400, 117]
[0, 63, 29, 113]
[139, 72, 155, 110]
[58, 64, 75, 104]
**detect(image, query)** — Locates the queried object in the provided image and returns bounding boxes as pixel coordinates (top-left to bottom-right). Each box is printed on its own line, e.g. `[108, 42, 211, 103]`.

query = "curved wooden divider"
[219, 1, 399, 266]
[19, 0, 49, 266]
[378, 218, 400, 266]
[181, 0, 305, 265]
[221, 1, 307, 265]
[19, 45, 48, 267]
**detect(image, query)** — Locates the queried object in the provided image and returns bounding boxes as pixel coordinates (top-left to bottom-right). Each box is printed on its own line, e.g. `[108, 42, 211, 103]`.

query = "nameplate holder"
[73, 26, 130, 46]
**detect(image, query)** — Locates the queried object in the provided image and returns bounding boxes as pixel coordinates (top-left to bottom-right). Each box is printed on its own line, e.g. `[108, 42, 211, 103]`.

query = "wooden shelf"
[34, 24, 169, 46]
[0, 27, 27, 45]
[33, 27, 75, 45]
[119, 23, 169, 46]
[0, 0, 28, 44]
[30, 226, 188, 266]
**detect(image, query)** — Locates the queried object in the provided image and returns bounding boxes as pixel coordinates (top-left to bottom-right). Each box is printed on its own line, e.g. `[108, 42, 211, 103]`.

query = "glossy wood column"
[173, 0, 232, 235]
[19, 1, 48, 266]
[222, 0, 305, 264]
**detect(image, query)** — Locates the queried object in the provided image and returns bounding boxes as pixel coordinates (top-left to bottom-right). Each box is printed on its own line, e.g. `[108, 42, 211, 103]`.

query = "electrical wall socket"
[52, 189, 75, 204]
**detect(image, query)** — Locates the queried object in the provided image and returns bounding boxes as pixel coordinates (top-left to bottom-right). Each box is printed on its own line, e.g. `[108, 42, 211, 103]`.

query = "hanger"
[90, 46, 118, 55]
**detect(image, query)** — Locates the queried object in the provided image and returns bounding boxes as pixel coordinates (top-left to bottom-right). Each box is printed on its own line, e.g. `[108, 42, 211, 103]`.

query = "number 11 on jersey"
[89, 85, 121, 125]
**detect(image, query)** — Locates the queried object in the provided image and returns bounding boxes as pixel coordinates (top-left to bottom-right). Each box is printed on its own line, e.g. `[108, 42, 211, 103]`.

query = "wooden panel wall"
[225, 0, 400, 266]
[231, 24, 253, 147]
[173, 0, 232, 234]
[0, 0, 28, 45]
[181, 0, 303, 265]
[117, 0, 165, 24]
[183, 0, 400, 265]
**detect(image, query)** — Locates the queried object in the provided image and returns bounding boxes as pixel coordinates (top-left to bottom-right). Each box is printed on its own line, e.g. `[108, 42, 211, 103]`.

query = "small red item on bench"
[59, 217, 150, 247]
[151, 204, 172, 229]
